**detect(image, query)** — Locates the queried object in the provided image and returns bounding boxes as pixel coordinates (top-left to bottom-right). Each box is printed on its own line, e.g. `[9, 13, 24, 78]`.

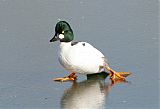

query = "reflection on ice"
[61, 72, 111, 109]
[60, 72, 127, 109]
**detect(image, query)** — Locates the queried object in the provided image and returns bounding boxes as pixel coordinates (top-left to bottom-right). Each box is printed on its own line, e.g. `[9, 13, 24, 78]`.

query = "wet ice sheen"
[0, 0, 158, 109]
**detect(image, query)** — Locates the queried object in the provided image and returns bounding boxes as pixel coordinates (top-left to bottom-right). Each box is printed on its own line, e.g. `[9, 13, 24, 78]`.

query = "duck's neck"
[60, 41, 72, 49]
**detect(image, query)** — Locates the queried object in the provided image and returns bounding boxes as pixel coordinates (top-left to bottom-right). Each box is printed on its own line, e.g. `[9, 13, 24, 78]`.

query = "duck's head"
[50, 21, 74, 42]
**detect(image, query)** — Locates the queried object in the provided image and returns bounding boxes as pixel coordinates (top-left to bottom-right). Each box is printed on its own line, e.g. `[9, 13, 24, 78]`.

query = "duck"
[50, 21, 131, 82]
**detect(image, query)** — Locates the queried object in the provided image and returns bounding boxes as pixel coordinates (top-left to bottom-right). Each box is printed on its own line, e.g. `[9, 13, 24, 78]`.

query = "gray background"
[0, 0, 159, 109]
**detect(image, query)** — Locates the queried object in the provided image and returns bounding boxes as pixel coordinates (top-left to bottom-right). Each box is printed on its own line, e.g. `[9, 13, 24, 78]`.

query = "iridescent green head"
[50, 21, 74, 42]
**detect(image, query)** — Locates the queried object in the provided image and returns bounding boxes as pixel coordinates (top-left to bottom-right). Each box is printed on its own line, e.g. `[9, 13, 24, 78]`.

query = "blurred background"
[0, 0, 159, 109]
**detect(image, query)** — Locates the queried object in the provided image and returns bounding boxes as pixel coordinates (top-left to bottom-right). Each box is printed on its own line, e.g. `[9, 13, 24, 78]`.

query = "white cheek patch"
[59, 34, 64, 39]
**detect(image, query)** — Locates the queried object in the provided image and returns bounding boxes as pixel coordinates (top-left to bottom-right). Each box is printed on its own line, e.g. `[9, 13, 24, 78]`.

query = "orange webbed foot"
[106, 66, 131, 82]
[53, 72, 77, 82]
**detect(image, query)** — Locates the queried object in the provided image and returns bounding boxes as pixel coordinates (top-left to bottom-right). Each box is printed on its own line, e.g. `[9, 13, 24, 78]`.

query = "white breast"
[59, 42, 107, 74]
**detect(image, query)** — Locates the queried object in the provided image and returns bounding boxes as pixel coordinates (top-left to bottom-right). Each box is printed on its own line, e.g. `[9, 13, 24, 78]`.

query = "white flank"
[58, 42, 108, 74]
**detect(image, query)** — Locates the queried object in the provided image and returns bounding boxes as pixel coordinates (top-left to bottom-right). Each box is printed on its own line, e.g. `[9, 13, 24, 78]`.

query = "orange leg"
[53, 72, 77, 82]
[106, 66, 131, 82]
